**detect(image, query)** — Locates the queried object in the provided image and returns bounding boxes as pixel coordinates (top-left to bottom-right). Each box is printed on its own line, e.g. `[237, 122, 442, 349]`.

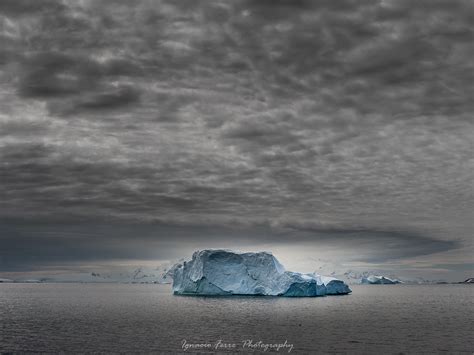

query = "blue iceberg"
[361, 275, 401, 284]
[172, 249, 351, 297]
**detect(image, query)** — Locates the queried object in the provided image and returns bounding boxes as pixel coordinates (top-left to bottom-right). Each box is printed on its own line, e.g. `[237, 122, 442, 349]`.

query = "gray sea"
[0, 283, 472, 354]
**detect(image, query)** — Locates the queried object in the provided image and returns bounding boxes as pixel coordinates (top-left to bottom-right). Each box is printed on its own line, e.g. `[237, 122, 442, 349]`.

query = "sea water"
[0, 283, 472, 353]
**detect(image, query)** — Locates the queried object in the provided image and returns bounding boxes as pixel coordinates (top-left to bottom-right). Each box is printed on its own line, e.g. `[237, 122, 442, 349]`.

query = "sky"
[0, 0, 473, 281]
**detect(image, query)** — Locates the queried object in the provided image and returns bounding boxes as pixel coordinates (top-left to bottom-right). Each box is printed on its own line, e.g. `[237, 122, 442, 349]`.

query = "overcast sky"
[0, 0, 472, 281]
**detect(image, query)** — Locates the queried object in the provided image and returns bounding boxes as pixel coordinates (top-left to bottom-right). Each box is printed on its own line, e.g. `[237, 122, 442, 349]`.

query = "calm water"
[0, 284, 472, 354]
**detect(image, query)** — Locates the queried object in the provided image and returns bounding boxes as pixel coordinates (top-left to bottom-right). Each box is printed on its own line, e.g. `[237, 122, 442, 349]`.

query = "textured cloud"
[0, 221, 458, 273]
[0, 0, 472, 277]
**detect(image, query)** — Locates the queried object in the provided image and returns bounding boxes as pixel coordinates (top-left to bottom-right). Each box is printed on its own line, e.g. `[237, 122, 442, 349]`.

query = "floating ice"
[172, 249, 351, 296]
[361, 275, 401, 284]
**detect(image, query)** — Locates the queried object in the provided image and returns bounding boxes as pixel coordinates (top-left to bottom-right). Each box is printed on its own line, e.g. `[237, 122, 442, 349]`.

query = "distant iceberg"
[21, 279, 42, 283]
[172, 250, 351, 297]
[34, 263, 181, 284]
[361, 275, 401, 284]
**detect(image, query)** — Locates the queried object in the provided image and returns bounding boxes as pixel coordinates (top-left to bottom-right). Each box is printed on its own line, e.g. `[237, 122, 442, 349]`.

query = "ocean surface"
[0, 283, 472, 354]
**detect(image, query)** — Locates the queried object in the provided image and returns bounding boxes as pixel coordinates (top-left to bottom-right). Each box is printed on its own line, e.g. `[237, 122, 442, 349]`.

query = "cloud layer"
[0, 0, 472, 276]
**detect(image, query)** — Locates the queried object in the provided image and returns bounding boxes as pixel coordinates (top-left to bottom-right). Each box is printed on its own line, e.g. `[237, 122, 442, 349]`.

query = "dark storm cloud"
[0, 221, 458, 272]
[280, 225, 460, 263]
[0, 0, 65, 16]
[17, 51, 143, 116]
[48, 85, 142, 116]
[75, 85, 141, 109]
[0, 0, 472, 273]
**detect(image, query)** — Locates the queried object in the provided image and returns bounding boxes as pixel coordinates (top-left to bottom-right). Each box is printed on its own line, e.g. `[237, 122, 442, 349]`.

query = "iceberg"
[21, 279, 42, 283]
[361, 275, 401, 284]
[34, 262, 184, 284]
[162, 262, 183, 283]
[172, 250, 351, 297]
